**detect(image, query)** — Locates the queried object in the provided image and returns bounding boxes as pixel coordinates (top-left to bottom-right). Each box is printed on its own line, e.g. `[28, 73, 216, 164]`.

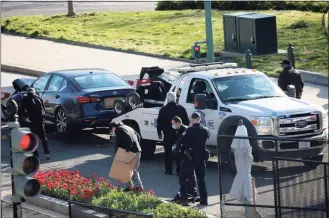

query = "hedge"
[156, 1, 329, 13]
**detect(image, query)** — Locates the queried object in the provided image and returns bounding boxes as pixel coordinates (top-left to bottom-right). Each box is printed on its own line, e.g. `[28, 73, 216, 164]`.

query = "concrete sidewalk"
[1, 34, 187, 76]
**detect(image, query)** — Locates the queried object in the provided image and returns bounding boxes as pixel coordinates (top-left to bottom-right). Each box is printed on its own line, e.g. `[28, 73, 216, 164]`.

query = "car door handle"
[55, 94, 60, 99]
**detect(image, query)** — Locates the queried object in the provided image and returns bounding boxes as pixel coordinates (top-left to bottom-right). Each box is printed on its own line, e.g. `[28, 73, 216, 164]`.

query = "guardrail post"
[287, 43, 295, 68]
[245, 49, 252, 69]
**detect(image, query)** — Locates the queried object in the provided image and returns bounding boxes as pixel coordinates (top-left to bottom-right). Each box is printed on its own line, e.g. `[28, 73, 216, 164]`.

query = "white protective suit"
[229, 124, 262, 218]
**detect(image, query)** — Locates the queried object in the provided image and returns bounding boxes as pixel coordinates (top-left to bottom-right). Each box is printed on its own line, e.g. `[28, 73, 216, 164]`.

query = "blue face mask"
[172, 125, 177, 129]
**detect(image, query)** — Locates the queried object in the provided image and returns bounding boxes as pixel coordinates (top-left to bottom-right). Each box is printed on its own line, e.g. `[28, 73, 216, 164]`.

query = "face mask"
[172, 125, 177, 129]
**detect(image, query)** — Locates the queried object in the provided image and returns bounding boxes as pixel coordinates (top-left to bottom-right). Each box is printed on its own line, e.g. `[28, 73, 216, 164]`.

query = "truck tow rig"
[112, 62, 328, 172]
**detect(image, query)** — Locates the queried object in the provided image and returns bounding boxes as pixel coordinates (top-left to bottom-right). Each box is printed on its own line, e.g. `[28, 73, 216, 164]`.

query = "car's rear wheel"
[113, 99, 127, 116]
[125, 92, 141, 111]
[56, 108, 67, 133]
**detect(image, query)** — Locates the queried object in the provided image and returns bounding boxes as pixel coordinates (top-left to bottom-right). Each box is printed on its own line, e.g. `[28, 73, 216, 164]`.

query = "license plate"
[298, 142, 311, 149]
[104, 98, 114, 109]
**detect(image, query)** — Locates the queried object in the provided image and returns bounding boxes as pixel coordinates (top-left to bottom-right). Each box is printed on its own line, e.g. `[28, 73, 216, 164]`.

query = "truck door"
[179, 77, 220, 146]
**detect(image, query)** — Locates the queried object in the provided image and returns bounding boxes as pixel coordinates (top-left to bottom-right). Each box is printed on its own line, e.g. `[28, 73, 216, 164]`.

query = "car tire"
[113, 99, 127, 116]
[302, 155, 324, 169]
[140, 139, 156, 160]
[55, 108, 68, 133]
[125, 92, 142, 111]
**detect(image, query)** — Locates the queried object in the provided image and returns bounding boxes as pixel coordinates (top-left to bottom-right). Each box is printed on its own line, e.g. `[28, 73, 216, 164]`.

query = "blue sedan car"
[10, 68, 140, 133]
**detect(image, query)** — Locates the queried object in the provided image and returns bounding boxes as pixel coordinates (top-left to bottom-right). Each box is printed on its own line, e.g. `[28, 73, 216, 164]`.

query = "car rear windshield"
[73, 73, 128, 89]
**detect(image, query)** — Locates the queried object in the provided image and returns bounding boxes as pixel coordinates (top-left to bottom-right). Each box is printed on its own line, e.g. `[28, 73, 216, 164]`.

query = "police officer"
[157, 92, 189, 175]
[178, 112, 209, 206]
[278, 59, 304, 99]
[172, 116, 187, 176]
[172, 116, 198, 202]
[20, 88, 51, 160]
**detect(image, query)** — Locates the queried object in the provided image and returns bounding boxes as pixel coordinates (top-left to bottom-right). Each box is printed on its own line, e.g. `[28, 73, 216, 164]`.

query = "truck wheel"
[302, 155, 324, 169]
[140, 140, 156, 160]
[122, 120, 156, 160]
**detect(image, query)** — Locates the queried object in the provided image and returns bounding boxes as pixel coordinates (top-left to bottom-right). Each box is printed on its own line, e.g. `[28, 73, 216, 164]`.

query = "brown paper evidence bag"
[109, 147, 138, 183]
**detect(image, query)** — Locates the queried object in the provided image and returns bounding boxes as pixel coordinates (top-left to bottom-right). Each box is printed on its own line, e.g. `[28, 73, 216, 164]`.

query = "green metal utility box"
[223, 12, 278, 55]
[223, 12, 255, 53]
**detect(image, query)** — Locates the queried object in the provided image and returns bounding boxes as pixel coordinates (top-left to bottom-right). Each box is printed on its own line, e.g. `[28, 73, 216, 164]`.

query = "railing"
[68, 200, 153, 218]
[217, 134, 328, 218]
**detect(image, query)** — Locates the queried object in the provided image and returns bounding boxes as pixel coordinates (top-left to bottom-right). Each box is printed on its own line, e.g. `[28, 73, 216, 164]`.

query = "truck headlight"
[251, 117, 272, 135]
[321, 110, 328, 129]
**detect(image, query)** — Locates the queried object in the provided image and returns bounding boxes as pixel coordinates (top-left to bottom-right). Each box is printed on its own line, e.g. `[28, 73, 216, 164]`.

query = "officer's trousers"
[30, 123, 50, 157]
[179, 156, 207, 202]
[163, 138, 173, 173]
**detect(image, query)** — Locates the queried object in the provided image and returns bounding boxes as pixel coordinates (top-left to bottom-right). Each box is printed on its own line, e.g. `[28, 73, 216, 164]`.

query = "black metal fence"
[68, 200, 153, 218]
[217, 135, 328, 218]
[273, 157, 329, 218]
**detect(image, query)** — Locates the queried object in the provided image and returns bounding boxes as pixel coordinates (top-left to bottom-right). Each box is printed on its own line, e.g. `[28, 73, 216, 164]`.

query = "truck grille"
[277, 112, 321, 137]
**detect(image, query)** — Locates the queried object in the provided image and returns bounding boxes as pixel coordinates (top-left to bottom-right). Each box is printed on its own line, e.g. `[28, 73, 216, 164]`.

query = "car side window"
[47, 75, 64, 92]
[33, 74, 52, 91]
[59, 79, 68, 92]
[186, 78, 216, 103]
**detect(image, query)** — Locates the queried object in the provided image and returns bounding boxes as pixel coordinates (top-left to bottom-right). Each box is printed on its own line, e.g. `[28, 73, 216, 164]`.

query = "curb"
[2, 63, 328, 87]
[25, 194, 217, 218]
[1, 64, 46, 77]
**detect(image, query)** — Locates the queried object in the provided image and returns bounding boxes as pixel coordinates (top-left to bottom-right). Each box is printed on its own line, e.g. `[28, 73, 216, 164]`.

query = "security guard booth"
[223, 12, 278, 55]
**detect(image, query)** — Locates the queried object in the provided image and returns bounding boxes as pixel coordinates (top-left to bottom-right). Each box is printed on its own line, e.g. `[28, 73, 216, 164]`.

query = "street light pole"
[204, 1, 215, 63]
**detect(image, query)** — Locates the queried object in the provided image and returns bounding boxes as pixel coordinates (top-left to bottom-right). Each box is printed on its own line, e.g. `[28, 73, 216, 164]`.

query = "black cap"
[280, 59, 292, 65]
[191, 112, 201, 119]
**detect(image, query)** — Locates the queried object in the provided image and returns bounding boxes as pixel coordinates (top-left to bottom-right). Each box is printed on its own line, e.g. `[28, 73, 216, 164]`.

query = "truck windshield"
[212, 74, 285, 102]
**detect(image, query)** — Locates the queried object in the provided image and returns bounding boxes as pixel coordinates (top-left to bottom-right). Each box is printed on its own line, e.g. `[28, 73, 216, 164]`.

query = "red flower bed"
[34, 170, 115, 202]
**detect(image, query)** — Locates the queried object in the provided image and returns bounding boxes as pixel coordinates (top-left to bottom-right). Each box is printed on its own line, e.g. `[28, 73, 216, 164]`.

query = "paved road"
[1, 71, 328, 217]
[1, 1, 156, 17]
[1, 201, 55, 218]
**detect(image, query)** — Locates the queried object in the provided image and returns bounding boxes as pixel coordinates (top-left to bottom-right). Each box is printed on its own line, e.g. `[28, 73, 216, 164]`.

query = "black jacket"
[115, 125, 141, 153]
[157, 102, 189, 142]
[20, 94, 46, 124]
[177, 123, 209, 159]
[175, 124, 187, 152]
[278, 66, 304, 99]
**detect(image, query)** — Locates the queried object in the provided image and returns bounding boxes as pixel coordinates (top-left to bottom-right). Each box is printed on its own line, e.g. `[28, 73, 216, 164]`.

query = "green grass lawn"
[2, 10, 328, 75]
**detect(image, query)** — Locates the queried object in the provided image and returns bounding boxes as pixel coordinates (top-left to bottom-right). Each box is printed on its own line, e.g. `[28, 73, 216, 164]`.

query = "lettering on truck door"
[182, 77, 220, 146]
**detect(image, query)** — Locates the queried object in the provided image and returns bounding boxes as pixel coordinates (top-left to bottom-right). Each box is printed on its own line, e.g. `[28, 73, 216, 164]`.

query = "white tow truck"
[112, 62, 328, 171]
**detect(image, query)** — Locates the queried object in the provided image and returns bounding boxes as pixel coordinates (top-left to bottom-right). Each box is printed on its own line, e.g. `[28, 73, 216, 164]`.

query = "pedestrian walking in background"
[109, 121, 143, 192]
[19, 88, 50, 161]
[278, 59, 304, 99]
[157, 92, 189, 175]
[177, 112, 209, 206]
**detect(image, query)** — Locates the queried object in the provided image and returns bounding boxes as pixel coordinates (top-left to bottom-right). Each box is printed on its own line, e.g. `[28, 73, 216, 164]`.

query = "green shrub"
[153, 203, 208, 218]
[156, 1, 329, 13]
[91, 189, 207, 218]
[287, 21, 310, 29]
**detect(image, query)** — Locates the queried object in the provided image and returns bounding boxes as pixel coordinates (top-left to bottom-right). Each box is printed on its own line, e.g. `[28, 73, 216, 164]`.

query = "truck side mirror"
[287, 85, 296, 98]
[194, 94, 207, 110]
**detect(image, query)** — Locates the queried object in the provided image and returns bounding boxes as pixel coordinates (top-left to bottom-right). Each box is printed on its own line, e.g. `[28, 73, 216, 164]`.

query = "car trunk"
[80, 86, 134, 110]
